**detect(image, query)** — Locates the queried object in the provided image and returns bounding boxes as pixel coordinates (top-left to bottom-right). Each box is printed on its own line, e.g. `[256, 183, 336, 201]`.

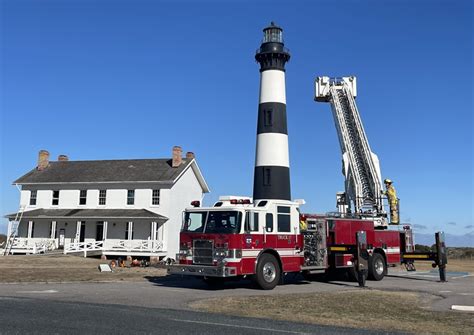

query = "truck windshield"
[182, 211, 242, 234]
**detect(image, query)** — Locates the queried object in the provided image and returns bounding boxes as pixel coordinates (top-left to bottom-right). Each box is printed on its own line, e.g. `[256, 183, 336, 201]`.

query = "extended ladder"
[315, 76, 386, 225]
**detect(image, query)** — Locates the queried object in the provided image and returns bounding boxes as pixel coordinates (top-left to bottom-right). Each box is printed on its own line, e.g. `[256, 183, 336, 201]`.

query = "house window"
[277, 206, 291, 232]
[52, 190, 60, 206]
[127, 190, 135, 205]
[30, 190, 37, 206]
[152, 189, 160, 205]
[99, 190, 107, 205]
[79, 190, 87, 205]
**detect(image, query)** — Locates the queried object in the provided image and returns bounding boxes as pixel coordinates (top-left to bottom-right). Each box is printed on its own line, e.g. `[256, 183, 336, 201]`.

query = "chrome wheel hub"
[375, 258, 384, 275]
[262, 262, 276, 283]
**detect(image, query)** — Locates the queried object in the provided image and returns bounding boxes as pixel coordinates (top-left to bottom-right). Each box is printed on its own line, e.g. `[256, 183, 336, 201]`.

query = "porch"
[4, 208, 168, 258]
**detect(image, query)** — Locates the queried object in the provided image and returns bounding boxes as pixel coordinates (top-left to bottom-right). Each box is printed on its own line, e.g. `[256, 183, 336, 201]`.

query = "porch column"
[27, 221, 33, 239]
[103, 221, 108, 240]
[128, 221, 133, 250]
[151, 221, 157, 240]
[50, 221, 57, 239]
[151, 221, 157, 252]
[76, 221, 81, 242]
[7, 221, 12, 238]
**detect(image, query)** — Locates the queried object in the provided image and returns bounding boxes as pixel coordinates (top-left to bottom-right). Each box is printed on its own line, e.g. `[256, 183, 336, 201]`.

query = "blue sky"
[1, 0, 472, 237]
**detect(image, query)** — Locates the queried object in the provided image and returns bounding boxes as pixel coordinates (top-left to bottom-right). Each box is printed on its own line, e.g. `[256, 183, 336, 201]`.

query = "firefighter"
[299, 219, 307, 231]
[383, 179, 399, 224]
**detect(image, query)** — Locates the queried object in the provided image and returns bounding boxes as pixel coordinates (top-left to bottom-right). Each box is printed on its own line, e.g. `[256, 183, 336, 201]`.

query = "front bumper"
[167, 264, 238, 277]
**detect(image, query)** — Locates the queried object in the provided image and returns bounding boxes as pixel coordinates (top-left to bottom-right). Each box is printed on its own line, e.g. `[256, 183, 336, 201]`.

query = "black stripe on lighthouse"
[257, 102, 287, 134]
[253, 166, 291, 201]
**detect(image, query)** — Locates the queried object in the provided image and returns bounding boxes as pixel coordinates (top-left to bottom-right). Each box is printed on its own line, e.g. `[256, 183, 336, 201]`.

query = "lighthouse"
[253, 22, 291, 201]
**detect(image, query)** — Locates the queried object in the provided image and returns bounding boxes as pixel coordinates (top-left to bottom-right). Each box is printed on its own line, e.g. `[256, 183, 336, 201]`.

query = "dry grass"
[0, 255, 166, 283]
[404, 258, 474, 273]
[190, 290, 474, 335]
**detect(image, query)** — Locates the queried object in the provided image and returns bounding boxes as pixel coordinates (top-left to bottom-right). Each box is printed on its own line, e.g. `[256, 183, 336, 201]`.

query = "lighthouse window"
[263, 168, 271, 186]
[264, 110, 273, 126]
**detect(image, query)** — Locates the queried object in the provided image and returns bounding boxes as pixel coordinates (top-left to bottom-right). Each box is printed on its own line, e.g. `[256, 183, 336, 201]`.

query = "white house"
[3, 146, 209, 260]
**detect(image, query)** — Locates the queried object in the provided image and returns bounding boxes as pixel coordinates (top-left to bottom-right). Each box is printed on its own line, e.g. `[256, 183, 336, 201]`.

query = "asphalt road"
[1, 296, 395, 335]
[0, 269, 471, 334]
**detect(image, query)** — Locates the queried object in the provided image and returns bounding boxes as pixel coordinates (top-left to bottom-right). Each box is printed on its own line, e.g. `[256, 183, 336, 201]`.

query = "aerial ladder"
[315, 76, 388, 227]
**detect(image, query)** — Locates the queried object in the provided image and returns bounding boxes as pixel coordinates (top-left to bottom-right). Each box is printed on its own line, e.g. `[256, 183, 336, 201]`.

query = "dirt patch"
[190, 290, 474, 334]
[0, 255, 166, 283]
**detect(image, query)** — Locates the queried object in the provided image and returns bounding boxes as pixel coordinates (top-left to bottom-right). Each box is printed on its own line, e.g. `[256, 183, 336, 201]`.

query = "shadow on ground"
[143, 271, 361, 291]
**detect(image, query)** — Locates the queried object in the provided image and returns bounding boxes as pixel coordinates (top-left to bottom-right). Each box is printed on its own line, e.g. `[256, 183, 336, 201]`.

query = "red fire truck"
[168, 76, 447, 289]
[168, 196, 446, 289]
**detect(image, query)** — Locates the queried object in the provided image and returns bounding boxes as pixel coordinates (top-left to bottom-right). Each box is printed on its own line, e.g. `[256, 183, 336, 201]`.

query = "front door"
[79, 222, 86, 242]
[96, 222, 104, 241]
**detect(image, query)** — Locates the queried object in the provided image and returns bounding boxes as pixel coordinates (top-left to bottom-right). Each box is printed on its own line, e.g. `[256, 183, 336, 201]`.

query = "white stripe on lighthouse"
[255, 133, 290, 167]
[259, 70, 286, 104]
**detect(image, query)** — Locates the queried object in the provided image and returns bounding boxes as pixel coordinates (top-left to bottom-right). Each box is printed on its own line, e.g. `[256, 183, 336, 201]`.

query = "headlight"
[213, 249, 227, 258]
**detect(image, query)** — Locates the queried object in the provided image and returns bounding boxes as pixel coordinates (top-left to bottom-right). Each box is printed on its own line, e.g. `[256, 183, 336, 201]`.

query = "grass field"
[0, 255, 166, 283]
[191, 290, 474, 335]
[404, 258, 474, 272]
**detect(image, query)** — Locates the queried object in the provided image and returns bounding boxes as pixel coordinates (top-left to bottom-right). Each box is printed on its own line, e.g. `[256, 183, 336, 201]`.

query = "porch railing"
[64, 240, 104, 254]
[4, 238, 56, 255]
[104, 239, 164, 252]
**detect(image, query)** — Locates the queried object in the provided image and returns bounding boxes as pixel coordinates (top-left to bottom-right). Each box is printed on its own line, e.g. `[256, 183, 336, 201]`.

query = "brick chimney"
[186, 152, 195, 160]
[172, 146, 183, 168]
[37, 150, 50, 171]
[58, 155, 69, 162]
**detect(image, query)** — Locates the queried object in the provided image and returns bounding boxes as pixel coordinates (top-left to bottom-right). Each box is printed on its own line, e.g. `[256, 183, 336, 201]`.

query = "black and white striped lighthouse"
[253, 22, 291, 201]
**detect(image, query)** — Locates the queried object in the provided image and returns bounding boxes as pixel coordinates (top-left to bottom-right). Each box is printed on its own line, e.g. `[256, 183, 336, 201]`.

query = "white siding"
[165, 167, 204, 259]
[15, 162, 206, 259]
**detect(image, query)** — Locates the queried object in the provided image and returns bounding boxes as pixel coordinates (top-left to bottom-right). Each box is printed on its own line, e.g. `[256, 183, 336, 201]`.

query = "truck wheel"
[255, 253, 280, 290]
[368, 253, 386, 281]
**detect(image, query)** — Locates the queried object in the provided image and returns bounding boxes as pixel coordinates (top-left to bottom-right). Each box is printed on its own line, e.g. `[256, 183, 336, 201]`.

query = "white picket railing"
[65, 240, 104, 253]
[63, 239, 164, 255]
[104, 239, 164, 252]
[4, 238, 56, 255]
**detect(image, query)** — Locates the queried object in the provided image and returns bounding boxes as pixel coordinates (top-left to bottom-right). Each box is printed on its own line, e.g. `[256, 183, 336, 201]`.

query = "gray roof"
[5, 208, 168, 222]
[14, 159, 191, 184]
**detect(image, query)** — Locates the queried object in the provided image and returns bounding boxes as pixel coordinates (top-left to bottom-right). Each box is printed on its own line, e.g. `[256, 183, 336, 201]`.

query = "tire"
[255, 253, 281, 290]
[368, 253, 386, 281]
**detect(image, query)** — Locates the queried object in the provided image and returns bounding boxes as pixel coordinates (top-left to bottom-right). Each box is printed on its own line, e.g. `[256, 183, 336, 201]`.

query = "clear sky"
[1, 0, 472, 237]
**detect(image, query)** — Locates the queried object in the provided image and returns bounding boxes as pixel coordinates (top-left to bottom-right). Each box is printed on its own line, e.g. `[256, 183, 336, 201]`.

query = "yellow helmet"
[384, 179, 392, 184]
